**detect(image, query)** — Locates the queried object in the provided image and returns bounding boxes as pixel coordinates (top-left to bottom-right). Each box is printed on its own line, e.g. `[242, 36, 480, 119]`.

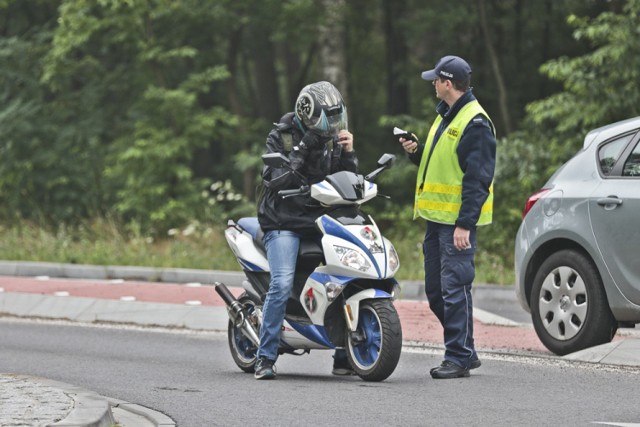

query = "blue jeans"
[258, 230, 348, 365]
[423, 221, 478, 369]
[258, 230, 301, 361]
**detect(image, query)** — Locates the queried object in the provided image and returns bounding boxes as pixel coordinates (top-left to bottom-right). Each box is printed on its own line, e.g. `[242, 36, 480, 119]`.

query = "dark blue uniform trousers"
[423, 221, 478, 369]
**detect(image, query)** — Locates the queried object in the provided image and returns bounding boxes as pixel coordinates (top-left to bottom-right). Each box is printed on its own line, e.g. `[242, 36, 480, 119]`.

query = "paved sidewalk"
[0, 372, 173, 426]
[0, 261, 639, 426]
[0, 375, 74, 426]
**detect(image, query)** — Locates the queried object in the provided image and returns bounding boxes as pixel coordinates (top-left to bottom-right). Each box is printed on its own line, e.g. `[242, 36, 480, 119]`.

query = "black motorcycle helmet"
[294, 81, 348, 137]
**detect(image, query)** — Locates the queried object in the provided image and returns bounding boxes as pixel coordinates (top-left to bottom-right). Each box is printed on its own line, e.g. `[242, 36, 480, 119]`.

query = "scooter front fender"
[344, 288, 392, 332]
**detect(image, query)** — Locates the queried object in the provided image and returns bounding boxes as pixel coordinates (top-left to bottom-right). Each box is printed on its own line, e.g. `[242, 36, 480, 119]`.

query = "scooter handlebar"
[278, 185, 309, 198]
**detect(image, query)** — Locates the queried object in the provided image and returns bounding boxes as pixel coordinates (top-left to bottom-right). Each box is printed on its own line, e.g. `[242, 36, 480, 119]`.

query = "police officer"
[399, 55, 496, 379]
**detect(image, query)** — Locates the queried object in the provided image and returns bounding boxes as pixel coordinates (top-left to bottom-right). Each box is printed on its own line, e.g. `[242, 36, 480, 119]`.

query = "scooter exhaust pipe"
[214, 282, 260, 346]
[214, 281, 244, 322]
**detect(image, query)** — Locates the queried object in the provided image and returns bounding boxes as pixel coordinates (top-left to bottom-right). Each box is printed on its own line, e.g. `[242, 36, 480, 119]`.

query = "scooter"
[215, 153, 402, 381]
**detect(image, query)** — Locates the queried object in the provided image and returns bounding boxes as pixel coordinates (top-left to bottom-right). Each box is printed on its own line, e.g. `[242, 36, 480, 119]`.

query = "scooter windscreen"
[327, 206, 371, 225]
[324, 171, 365, 201]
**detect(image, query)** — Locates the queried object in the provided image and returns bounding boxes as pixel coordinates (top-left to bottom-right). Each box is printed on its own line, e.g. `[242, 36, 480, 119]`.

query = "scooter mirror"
[377, 153, 395, 167]
[262, 152, 291, 168]
[365, 154, 396, 182]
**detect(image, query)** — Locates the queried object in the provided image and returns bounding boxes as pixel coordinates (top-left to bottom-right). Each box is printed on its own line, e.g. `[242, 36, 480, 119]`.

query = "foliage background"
[1, 0, 638, 282]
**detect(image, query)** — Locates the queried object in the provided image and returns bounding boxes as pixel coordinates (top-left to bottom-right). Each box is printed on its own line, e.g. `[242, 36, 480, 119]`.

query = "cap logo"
[440, 70, 453, 78]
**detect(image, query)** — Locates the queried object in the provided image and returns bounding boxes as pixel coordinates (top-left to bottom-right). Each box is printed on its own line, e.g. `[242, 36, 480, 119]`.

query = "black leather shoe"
[430, 361, 444, 375]
[332, 356, 356, 376]
[430, 358, 480, 374]
[430, 360, 470, 379]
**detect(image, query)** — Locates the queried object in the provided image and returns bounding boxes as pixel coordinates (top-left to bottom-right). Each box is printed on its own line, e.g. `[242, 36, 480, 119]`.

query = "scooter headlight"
[388, 245, 399, 272]
[333, 245, 371, 272]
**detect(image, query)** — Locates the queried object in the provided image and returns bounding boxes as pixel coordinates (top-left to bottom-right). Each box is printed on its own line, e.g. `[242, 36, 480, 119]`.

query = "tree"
[528, 0, 640, 137]
[383, 0, 409, 116]
[318, 0, 348, 96]
[0, 0, 624, 245]
[0, 0, 104, 225]
[40, 0, 242, 231]
[486, 0, 640, 263]
[477, 0, 512, 134]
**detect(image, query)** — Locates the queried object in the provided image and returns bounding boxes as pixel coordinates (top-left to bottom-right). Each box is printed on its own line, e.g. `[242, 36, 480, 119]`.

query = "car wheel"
[530, 249, 617, 356]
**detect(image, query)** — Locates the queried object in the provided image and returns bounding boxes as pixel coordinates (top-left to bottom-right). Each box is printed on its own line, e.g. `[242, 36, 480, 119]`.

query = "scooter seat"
[237, 217, 323, 266]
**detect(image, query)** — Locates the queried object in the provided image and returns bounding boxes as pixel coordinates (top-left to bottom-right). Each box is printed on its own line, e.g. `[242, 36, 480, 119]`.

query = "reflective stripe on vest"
[414, 100, 495, 226]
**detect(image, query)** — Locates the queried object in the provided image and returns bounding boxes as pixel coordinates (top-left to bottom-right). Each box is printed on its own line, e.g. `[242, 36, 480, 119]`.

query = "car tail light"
[522, 188, 551, 218]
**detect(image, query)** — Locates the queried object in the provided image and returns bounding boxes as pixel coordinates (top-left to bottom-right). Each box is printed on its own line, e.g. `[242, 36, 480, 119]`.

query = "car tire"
[530, 249, 617, 356]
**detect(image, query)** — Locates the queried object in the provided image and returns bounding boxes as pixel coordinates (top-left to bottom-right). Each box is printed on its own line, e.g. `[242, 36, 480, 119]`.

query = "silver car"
[515, 116, 640, 355]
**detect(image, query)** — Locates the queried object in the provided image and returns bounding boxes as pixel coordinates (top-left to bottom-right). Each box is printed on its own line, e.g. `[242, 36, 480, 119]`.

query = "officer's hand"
[399, 136, 418, 154]
[336, 130, 353, 152]
[453, 227, 471, 251]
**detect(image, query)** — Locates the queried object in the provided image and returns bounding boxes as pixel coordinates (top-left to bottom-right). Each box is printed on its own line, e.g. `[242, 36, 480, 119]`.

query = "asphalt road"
[2, 317, 638, 427]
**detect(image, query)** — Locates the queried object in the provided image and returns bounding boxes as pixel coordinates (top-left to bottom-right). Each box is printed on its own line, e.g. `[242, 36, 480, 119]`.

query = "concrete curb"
[26, 376, 116, 427]
[4, 375, 176, 427]
[106, 398, 176, 426]
[0, 292, 231, 331]
[473, 307, 525, 327]
[0, 261, 245, 287]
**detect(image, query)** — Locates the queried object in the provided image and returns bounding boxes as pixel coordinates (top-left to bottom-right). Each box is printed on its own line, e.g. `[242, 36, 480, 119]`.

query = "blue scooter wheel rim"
[352, 307, 382, 367]
[233, 327, 256, 361]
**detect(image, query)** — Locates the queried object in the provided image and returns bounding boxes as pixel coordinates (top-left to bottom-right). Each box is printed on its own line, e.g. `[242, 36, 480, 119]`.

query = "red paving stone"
[394, 299, 550, 354]
[0, 276, 549, 354]
[0, 276, 239, 306]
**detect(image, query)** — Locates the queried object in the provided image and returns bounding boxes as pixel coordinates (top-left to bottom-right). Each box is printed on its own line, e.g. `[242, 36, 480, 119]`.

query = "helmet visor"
[314, 105, 348, 137]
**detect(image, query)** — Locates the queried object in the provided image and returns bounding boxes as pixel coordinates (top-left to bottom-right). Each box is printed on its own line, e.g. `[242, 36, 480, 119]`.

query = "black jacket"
[257, 112, 358, 235]
[408, 90, 496, 230]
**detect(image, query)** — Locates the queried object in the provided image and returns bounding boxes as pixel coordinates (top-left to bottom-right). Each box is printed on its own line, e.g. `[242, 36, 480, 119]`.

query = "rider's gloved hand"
[298, 131, 324, 151]
[291, 131, 326, 172]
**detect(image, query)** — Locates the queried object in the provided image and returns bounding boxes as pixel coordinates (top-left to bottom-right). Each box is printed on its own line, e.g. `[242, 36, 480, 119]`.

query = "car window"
[623, 141, 640, 177]
[598, 134, 633, 176]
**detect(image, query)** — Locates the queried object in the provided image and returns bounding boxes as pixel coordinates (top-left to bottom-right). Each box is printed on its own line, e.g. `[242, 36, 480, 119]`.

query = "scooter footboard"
[281, 319, 334, 350]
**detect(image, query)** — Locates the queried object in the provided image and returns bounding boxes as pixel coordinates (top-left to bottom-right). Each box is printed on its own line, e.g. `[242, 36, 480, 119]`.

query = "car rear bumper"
[514, 221, 531, 314]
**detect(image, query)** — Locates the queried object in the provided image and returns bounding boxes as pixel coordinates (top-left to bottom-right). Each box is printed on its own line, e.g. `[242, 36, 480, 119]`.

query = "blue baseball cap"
[421, 55, 471, 81]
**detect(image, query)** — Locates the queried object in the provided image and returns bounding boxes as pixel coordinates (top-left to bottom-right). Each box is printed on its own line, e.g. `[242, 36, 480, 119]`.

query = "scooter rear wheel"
[346, 299, 402, 382]
[227, 293, 259, 373]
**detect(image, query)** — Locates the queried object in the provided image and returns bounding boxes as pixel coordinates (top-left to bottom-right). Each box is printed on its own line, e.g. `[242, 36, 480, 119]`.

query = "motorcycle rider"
[254, 81, 359, 380]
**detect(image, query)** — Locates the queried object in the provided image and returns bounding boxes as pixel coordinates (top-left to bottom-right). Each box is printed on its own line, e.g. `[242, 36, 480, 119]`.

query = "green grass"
[0, 220, 239, 271]
[0, 220, 514, 284]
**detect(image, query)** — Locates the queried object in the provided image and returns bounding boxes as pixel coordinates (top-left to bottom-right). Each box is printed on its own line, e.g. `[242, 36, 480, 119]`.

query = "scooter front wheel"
[346, 299, 402, 382]
[227, 293, 259, 373]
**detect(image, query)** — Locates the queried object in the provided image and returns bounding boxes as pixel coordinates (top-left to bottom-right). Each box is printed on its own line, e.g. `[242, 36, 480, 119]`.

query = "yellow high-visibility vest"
[414, 100, 495, 225]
